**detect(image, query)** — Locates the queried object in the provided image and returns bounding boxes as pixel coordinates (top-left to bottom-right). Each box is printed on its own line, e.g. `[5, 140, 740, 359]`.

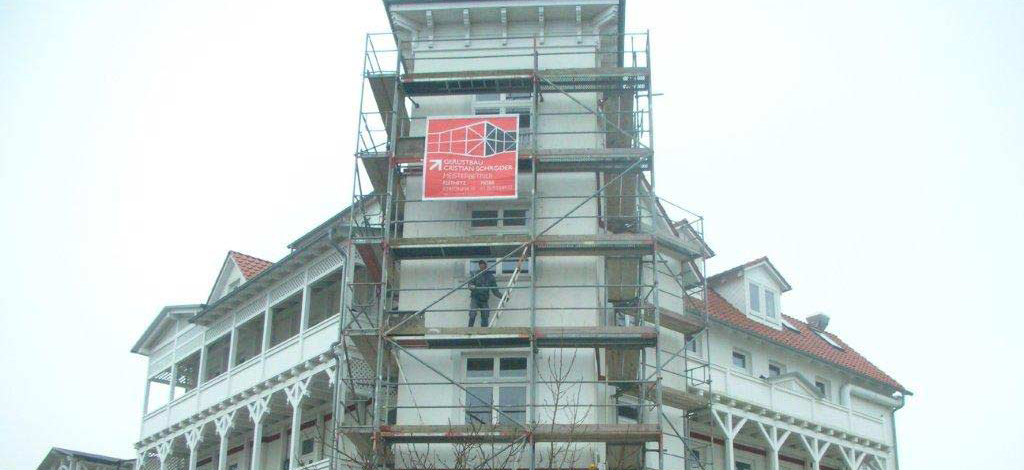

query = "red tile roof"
[229, 251, 273, 280]
[708, 289, 906, 392]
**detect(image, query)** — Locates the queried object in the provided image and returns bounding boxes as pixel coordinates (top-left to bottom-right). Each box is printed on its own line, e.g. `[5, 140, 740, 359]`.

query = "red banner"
[422, 115, 519, 200]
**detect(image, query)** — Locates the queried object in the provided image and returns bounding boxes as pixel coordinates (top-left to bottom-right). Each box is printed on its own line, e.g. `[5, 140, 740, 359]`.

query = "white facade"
[130, 3, 906, 470]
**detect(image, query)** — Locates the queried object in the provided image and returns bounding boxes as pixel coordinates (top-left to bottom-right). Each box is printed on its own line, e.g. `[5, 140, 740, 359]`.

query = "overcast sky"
[1, 1, 1022, 469]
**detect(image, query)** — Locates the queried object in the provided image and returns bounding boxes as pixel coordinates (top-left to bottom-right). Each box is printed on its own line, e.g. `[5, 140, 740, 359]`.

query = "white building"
[130, 2, 908, 470]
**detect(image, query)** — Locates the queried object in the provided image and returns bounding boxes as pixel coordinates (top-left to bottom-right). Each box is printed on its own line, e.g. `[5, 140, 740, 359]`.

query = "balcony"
[661, 357, 889, 445]
[140, 314, 344, 439]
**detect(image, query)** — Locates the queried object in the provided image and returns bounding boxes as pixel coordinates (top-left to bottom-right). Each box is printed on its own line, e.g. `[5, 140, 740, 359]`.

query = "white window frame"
[473, 94, 533, 144]
[466, 256, 532, 282]
[731, 350, 750, 373]
[462, 355, 530, 425]
[812, 329, 844, 350]
[614, 395, 641, 424]
[768, 361, 785, 378]
[748, 282, 761, 315]
[747, 281, 781, 323]
[764, 289, 777, 318]
[683, 332, 702, 357]
[814, 377, 832, 401]
[469, 206, 529, 232]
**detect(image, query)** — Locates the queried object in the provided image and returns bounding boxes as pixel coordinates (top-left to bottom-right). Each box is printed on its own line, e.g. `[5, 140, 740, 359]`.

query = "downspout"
[326, 226, 348, 470]
[839, 383, 907, 470]
[890, 393, 906, 470]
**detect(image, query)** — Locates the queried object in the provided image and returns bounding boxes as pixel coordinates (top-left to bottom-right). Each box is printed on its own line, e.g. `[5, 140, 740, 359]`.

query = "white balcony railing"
[140, 314, 342, 439]
[661, 355, 888, 445]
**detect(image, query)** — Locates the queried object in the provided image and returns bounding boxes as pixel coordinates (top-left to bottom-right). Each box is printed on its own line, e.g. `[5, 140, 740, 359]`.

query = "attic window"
[781, 318, 800, 333]
[813, 329, 844, 350]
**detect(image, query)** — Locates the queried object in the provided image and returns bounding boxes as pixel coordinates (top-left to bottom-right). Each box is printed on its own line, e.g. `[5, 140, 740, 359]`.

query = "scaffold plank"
[389, 234, 664, 260]
[389, 326, 657, 349]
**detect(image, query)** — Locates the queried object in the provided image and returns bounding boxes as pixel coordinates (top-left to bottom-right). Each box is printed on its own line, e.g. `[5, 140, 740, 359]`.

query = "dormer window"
[747, 281, 780, 322]
[748, 283, 761, 313]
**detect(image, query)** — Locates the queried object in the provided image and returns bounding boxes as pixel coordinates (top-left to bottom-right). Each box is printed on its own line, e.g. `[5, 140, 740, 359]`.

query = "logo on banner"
[422, 115, 519, 200]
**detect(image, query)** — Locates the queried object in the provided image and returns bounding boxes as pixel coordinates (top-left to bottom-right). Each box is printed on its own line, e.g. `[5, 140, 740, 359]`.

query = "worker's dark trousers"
[469, 297, 490, 327]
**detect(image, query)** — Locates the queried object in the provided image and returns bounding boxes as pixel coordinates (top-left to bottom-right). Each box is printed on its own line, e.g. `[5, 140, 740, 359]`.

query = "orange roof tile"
[229, 251, 273, 280]
[708, 289, 905, 392]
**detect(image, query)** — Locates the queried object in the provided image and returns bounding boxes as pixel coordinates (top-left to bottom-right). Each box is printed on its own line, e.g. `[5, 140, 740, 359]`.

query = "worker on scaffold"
[468, 259, 505, 327]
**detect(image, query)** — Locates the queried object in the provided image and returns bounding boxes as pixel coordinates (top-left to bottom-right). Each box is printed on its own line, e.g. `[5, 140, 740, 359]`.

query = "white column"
[214, 411, 237, 470]
[712, 410, 747, 470]
[755, 422, 791, 470]
[155, 441, 172, 470]
[185, 426, 204, 470]
[168, 363, 178, 404]
[247, 395, 272, 470]
[285, 378, 311, 470]
[797, 434, 831, 470]
[838, 446, 867, 470]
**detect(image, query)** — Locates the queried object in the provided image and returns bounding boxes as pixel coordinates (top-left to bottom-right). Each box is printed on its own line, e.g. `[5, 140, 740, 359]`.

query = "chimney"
[806, 312, 830, 331]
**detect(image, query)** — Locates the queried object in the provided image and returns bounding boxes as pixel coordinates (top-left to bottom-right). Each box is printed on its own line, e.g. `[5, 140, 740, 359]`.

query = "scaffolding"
[331, 30, 714, 470]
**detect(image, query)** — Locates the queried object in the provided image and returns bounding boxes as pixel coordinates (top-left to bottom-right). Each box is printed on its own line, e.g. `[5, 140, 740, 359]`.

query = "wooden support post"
[712, 410, 747, 470]
[214, 411, 237, 470]
[247, 395, 271, 470]
[185, 426, 203, 470]
[797, 434, 831, 470]
[285, 379, 310, 470]
[755, 422, 791, 470]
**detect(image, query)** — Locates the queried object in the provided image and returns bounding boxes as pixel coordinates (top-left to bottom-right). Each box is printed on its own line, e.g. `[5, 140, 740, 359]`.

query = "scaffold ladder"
[489, 245, 530, 326]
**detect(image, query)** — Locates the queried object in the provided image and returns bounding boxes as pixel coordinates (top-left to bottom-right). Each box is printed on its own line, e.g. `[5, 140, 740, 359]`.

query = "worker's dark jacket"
[469, 270, 502, 301]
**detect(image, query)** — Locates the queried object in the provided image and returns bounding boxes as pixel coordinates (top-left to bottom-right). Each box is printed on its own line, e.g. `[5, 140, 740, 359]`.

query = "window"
[768, 361, 784, 378]
[616, 400, 640, 423]
[731, 351, 748, 371]
[269, 291, 303, 348]
[468, 257, 531, 278]
[145, 367, 172, 413]
[689, 449, 702, 468]
[473, 94, 534, 145]
[781, 318, 800, 333]
[812, 329, 844, 350]
[301, 438, 315, 455]
[308, 270, 342, 328]
[233, 313, 264, 366]
[464, 357, 527, 425]
[748, 283, 761, 313]
[173, 351, 200, 397]
[503, 209, 527, 226]
[507, 107, 531, 129]
[471, 208, 529, 229]
[471, 210, 499, 227]
[735, 462, 752, 470]
[684, 333, 699, 354]
[203, 334, 231, 382]
[815, 378, 831, 400]
[764, 290, 776, 318]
